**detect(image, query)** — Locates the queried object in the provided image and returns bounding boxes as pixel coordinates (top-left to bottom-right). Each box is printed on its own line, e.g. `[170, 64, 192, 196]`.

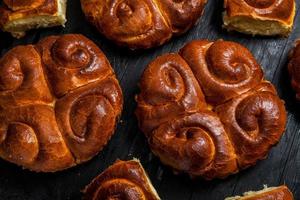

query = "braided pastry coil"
[0, 34, 123, 172]
[80, 0, 207, 49]
[83, 159, 161, 200]
[135, 40, 287, 180]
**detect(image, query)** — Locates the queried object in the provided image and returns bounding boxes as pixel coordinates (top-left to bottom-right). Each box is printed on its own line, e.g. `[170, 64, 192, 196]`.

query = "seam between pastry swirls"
[137, 40, 286, 179]
[53, 75, 122, 163]
[151, 0, 172, 31]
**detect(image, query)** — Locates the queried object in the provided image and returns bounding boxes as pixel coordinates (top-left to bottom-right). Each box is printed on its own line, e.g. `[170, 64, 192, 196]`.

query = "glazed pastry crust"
[135, 40, 287, 180]
[83, 159, 161, 200]
[0, 0, 67, 38]
[80, 0, 207, 49]
[0, 34, 123, 172]
[223, 0, 296, 36]
[225, 185, 294, 200]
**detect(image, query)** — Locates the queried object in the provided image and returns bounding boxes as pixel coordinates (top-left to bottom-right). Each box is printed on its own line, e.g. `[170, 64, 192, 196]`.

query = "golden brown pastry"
[0, 0, 67, 38]
[0, 34, 123, 172]
[135, 40, 287, 180]
[223, 0, 296, 36]
[288, 40, 300, 100]
[80, 0, 207, 49]
[225, 185, 294, 200]
[83, 159, 161, 200]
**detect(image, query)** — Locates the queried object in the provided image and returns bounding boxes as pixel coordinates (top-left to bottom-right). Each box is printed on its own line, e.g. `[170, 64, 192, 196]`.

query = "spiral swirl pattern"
[0, 34, 123, 172]
[83, 160, 160, 200]
[180, 40, 263, 105]
[80, 0, 207, 49]
[55, 78, 122, 162]
[136, 40, 286, 179]
[136, 53, 206, 133]
[0, 45, 53, 106]
[36, 34, 112, 97]
[150, 112, 237, 179]
[0, 105, 74, 172]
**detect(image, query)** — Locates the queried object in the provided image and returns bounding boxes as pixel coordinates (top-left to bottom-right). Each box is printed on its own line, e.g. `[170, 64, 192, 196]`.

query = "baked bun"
[0, 0, 67, 38]
[225, 185, 294, 200]
[0, 34, 123, 172]
[80, 0, 207, 49]
[83, 159, 161, 200]
[135, 40, 287, 179]
[288, 40, 300, 100]
[223, 0, 296, 36]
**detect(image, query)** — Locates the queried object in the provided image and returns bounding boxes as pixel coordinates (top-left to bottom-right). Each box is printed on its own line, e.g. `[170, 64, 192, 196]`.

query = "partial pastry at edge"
[135, 39, 287, 180]
[83, 159, 161, 200]
[80, 0, 207, 49]
[0, 34, 123, 172]
[288, 40, 300, 100]
[0, 0, 67, 38]
[225, 185, 294, 200]
[223, 0, 296, 36]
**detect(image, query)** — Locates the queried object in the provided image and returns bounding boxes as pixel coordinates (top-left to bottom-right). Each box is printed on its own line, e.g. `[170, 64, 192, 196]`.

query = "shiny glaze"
[80, 0, 207, 49]
[0, 0, 58, 24]
[224, 0, 295, 23]
[83, 160, 160, 200]
[230, 185, 294, 200]
[136, 40, 287, 179]
[0, 34, 123, 172]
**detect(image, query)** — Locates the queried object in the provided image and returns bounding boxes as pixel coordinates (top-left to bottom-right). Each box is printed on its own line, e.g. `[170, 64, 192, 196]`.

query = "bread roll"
[0, 34, 123, 172]
[135, 40, 287, 179]
[80, 0, 207, 49]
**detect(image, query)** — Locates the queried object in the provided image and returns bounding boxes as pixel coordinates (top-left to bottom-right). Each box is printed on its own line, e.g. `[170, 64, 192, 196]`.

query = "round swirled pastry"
[80, 0, 207, 49]
[0, 34, 123, 172]
[83, 159, 161, 200]
[136, 40, 287, 179]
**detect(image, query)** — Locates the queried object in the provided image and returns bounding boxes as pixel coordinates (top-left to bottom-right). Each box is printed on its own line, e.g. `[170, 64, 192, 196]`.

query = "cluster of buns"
[83, 159, 161, 200]
[80, 0, 207, 49]
[0, 0, 67, 38]
[225, 185, 294, 200]
[0, 0, 298, 199]
[136, 40, 287, 179]
[0, 0, 296, 41]
[223, 0, 296, 36]
[0, 34, 123, 172]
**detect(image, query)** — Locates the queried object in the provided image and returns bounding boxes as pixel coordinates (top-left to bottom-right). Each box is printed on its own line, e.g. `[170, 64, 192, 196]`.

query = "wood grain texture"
[0, 0, 299, 199]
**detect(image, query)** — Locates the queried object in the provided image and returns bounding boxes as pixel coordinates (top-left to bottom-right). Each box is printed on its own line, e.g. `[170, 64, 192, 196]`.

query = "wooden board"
[0, 0, 300, 199]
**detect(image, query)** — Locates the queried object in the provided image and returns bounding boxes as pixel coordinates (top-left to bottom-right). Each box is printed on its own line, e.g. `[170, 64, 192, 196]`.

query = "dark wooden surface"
[1, 0, 300, 199]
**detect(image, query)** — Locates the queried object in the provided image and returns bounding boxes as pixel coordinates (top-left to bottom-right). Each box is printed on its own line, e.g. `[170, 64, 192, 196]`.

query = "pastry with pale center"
[0, 0, 67, 38]
[225, 185, 294, 200]
[223, 0, 296, 36]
